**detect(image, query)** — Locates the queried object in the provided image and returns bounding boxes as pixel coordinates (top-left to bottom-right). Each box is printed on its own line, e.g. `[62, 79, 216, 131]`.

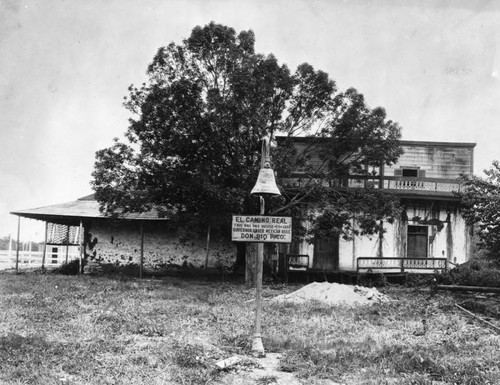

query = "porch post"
[79, 219, 83, 274]
[65, 225, 70, 264]
[15, 216, 20, 272]
[41, 222, 48, 270]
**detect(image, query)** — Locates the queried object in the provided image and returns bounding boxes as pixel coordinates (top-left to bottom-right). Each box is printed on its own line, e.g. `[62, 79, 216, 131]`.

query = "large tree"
[457, 161, 500, 258]
[92, 22, 403, 274]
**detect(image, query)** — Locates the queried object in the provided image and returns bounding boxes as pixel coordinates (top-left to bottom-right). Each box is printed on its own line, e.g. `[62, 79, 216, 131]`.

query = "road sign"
[231, 215, 292, 243]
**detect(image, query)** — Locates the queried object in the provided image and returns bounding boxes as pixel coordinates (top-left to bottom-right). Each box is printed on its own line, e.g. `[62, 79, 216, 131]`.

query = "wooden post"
[79, 220, 83, 274]
[251, 196, 265, 357]
[139, 222, 144, 279]
[41, 222, 48, 270]
[15, 216, 20, 272]
[8, 233, 12, 260]
[379, 161, 384, 189]
[65, 225, 70, 264]
[205, 224, 211, 273]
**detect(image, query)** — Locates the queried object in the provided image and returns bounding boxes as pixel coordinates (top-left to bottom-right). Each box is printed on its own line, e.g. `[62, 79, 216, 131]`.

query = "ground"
[0, 271, 499, 384]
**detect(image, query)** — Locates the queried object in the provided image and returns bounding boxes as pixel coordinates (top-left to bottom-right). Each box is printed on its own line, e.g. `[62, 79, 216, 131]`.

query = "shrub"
[357, 273, 388, 287]
[437, 260, 500, 287]
[405, 274, 436, 287]
[52, 259, 80, 275]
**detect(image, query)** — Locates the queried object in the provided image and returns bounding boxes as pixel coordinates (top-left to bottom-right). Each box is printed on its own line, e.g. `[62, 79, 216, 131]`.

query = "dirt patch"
[216, 353, 341, 385]
[270, 282, 389, 306]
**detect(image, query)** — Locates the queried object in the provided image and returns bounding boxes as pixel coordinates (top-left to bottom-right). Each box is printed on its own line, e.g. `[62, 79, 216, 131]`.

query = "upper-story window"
[395, 167, 426, 178]
[402, 168, 418, 177]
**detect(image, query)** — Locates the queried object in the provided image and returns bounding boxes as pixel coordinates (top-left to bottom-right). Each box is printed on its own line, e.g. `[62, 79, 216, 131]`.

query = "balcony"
[280, 174, 462, 198]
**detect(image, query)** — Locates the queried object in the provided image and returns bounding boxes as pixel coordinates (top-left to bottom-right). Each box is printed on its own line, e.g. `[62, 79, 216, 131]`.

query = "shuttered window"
[395, 168, 426, 177]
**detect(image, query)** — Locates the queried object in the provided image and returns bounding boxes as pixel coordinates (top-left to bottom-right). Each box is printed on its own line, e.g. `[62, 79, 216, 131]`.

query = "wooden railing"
[281, 175, 462, 194]
[357, 257, 448, 273]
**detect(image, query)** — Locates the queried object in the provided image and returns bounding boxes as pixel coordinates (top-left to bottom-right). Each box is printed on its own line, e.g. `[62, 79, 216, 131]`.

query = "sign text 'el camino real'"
[231, 215, 292, 243]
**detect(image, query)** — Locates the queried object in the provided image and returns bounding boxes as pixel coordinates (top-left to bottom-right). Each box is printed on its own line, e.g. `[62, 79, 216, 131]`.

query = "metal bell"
[251, 166, 281, 196]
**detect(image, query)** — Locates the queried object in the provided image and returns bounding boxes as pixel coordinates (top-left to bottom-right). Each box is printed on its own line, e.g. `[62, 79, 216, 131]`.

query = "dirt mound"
[271, 282, 389, 306]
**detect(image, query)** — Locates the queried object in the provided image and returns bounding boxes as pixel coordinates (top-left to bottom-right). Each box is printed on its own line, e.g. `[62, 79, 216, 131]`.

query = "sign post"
[232, 214, 292, 356]
[246, 135, 289, 357]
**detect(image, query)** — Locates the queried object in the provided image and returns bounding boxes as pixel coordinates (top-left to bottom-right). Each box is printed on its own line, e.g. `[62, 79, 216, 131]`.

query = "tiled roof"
[11, 195, 168, 225]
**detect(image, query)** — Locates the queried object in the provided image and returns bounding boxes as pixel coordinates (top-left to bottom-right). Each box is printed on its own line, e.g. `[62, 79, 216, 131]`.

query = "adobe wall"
[84, 220, 236, 271]
[338, 202, 472, 270]
[291, 201, 472, 272]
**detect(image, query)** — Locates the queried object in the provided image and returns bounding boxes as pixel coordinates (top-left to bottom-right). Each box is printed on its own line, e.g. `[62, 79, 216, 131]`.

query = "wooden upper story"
[278, 138, 476, 199]
[384, 141, 474, 179]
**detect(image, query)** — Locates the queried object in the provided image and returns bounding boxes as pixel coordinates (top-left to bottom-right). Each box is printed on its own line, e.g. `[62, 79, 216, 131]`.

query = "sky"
[1, 0, 500, 241]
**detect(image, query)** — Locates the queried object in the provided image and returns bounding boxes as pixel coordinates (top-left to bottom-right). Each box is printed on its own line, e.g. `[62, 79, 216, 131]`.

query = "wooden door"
[313, 236, 339, 270]
[407, 226, 428, 258]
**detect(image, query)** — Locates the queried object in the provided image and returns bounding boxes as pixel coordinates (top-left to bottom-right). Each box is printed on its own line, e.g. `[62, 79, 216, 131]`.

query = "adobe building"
[11, 139, 476, 278]
[279, 139, 476, 277]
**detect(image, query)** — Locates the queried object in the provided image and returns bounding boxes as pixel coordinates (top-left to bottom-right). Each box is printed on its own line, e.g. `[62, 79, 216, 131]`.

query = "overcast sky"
[1, 0, 500, 240]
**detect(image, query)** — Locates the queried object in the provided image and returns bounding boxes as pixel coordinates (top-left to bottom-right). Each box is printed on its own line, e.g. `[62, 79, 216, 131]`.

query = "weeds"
[0, 274, 499, 384]
[52, 259, 80, 275]
[438, 259, 500, 287]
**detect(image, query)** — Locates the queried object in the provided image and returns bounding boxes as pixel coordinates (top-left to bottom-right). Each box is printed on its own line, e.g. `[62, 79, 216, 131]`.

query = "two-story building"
[11, 138, 476, 278]
[278, 138, 476, 277]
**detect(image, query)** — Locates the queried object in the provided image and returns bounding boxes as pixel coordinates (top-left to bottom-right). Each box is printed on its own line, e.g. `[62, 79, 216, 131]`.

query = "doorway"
[313, 236, 339, 270]
[407, 225, 428, 258]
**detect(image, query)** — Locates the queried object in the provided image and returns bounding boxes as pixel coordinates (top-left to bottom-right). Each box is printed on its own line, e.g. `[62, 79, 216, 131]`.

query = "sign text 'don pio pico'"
[231, 215, 292, 243]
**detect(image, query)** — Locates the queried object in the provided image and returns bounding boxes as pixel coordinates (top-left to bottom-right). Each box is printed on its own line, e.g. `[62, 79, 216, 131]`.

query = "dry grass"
[0, 272, 499, 384]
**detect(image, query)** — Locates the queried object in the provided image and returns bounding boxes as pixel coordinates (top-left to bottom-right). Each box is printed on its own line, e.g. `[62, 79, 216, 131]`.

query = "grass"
[0, 272, 499, 384]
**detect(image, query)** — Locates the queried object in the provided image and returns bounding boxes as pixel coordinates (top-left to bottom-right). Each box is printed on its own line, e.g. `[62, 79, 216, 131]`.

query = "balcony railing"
[281, 175, 462, 194]
[357, 257, 448, 273]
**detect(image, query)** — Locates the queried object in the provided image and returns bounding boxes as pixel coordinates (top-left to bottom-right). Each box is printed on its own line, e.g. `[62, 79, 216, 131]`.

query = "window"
[402, 168, 418, 177]
[51, 247, 58, 264]
[394, 168, 426, 178]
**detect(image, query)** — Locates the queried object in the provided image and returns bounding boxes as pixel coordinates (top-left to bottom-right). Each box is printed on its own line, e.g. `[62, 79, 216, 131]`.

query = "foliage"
[92, 22, 403, 242]
[0, 236, 39, 251]
[437, 259, 500, 287]
[52, 259, 81, 275]
[305, 187, 401, 241]
[404, 273, 437, 287]
[457, 160, 500, 258]
[357, 272, 389, 287]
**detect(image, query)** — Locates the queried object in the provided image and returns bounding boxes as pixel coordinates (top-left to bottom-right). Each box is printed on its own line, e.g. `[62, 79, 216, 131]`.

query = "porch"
[280, 254, 448, 284]
[356, 257, 448, 274]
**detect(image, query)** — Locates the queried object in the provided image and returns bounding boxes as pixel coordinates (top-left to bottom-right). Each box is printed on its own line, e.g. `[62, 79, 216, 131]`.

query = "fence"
[0, 250, 81, 271]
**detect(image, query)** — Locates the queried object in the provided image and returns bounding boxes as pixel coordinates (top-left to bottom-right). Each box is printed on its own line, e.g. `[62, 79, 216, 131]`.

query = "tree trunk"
[246, 243, 258, 287]
[234, 243, 247, 274]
